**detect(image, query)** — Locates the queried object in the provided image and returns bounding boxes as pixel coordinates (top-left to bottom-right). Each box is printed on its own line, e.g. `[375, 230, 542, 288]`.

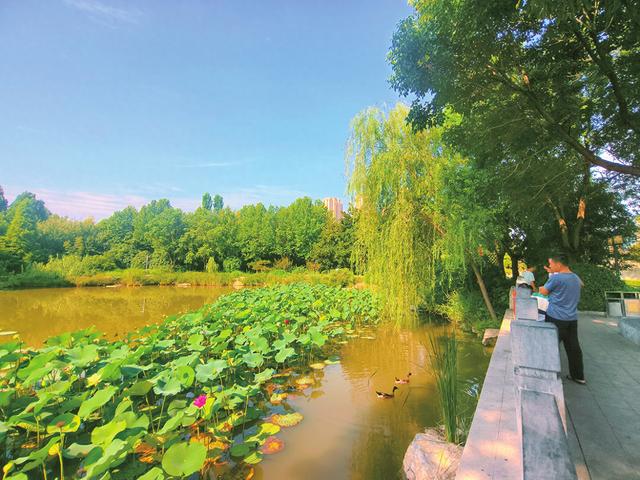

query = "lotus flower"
[193, 394, 207, 408]
[284, 319, 290, 325]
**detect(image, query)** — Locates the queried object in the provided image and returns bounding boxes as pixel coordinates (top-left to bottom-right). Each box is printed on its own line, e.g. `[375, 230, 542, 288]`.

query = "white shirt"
[522, 270, 535, 286]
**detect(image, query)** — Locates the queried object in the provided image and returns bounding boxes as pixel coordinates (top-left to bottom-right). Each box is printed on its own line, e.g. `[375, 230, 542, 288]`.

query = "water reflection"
[0, 286, 233, 346]
[256, 323, 491, 480]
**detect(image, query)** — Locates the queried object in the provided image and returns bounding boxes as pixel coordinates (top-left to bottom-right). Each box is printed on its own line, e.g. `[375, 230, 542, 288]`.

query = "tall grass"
[0, 266, 359, 290]
[426, 331, 461, 444]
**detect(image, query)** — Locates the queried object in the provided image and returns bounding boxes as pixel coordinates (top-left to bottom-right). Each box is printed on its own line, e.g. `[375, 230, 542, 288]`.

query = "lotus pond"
[0, 284, 490, 479]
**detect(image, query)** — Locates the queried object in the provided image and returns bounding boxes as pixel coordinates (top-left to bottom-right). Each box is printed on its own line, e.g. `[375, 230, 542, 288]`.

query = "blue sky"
[0, 0, 412, 219]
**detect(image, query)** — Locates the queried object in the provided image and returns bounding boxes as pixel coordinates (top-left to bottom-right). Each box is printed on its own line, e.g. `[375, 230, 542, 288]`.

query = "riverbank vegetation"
[0, 284, 379, 479]
[0, 267, 358, 291]
[0, 190, 354, 279]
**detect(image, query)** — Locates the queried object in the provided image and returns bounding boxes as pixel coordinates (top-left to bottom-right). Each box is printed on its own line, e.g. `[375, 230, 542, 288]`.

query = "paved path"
[564, 313, 640, 480]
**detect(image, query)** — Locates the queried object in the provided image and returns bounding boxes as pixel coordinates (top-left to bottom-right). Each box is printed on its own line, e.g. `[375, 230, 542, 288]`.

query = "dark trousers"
[545, 314, 585, 381]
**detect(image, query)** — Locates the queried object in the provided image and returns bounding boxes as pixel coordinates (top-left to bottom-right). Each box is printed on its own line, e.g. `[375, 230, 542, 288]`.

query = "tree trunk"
[471, 262, 498, 322]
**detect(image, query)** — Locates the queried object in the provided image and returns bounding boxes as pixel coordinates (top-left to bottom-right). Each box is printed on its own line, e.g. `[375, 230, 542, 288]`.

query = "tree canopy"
[0, 188, 352, 276]
[389, 0, 640, 177]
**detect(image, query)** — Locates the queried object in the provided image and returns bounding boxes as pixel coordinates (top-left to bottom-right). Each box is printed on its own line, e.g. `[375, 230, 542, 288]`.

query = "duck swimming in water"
[376, 386, 399, 399]
[395, 373, 412, 384]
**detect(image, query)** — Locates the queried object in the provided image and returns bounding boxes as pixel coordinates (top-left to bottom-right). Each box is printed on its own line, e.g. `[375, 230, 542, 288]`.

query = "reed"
[426, 331, 460, 443]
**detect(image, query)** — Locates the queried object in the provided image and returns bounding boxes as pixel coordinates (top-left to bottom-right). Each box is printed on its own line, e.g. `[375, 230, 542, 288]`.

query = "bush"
[248, 260, 271, 272]
[205, 257, 219, 273]
[437, 289, 499, 335]
[223, 257, 242, 272]
[273, 257, 293, 271]
[571, 263, 626, 311]
[0, 268, 71, 289]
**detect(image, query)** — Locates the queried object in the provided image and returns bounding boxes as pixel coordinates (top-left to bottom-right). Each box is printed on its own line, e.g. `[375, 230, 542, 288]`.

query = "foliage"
[0, 284, 380, 478]
[568, 263, 626, 311]
[0, 189, 354, 279]
[0, 267, 359, 290]
[426, 332, 461, 444]
[309, 213, 355, 271]
[389, 0, 640, 177]
[346, 105, 502, 324]
[437, 290, 500, 336]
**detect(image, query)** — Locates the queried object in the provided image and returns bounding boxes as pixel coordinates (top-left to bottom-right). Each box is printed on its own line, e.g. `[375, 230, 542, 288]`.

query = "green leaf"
[157, 411, 184, 435]
[254, 368, 275, 384]
[161, 442, 206, 477]
[91, 419, 127, 446]
[66, 344, 100, 367]
[175, 365, 195, 387]
[242, 352, 264, 368]
[46, 413, 80, 434]
[126, 380, 153, 396]
[275, 347, 295, 363]
[78, 386, 118, 419]
[138, 467, 165, 480]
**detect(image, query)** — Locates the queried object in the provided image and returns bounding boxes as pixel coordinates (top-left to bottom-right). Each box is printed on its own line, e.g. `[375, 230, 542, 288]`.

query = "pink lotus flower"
[193, 394, 207, 408]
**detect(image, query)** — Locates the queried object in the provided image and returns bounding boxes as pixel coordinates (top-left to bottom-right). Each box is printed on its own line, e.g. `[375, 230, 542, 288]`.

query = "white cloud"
[63, 0, 142, 26]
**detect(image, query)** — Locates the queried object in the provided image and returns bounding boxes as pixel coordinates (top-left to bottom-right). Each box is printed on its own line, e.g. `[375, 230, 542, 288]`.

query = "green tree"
[0, 185, 8, 212]
[201, 192, 213, 211]
[347, 104, 500, 323]
[310, 212, 355, 271]
[236, 204, 275, 264]
[274, 198, 328, 265]
[213, 194, 224, 212]
[389, 0, 640, 176]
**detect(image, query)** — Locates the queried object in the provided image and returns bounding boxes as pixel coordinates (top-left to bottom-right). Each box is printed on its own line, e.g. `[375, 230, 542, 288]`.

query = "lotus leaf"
[12, 438, 59, 471]
[78, 386, 118, 419]
[138, 466, 165, 480]
[242, 352, 264, 368]
[175, 365, 195, 387]
[259, 436, 284, 455]
[254, 368, 275, 384]
[64, 442, 96, 458]
[229, 442, 251, 457]
[269, 412, 303, 427]
[83, 439, 129, 479]
[244, 450, 263, 464]
[66, 344, 99, 367]
[157, 411, 184, 435]
[195, 359, 227, 383]
[125, 379, 153, 396]
[91, 419, 127, 445]
[46, 413, 81, 434]
[309, 362, 325, 370]
[161, 442, 206, 477]
[275, 347, 295, 363]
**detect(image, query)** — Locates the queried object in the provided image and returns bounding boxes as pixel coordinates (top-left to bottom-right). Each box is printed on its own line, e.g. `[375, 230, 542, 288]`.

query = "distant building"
[322, 197, 343, 221]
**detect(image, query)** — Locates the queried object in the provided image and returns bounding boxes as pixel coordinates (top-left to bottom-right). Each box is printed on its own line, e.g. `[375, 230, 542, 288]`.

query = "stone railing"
[456, 295, 578, 479]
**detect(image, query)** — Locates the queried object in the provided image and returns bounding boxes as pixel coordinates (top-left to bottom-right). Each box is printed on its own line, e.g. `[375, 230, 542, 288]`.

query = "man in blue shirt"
[539, 254, 585, 384]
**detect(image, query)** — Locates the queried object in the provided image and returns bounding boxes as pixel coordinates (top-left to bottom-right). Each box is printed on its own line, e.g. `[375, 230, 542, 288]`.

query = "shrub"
[437, 289, 499, 335]
[273, 257, 293, 271]
[570, 263, 626, 311]
[205, 257, 219, 273]
[223, 257, 242, 272]
[248, 260, 271, 272]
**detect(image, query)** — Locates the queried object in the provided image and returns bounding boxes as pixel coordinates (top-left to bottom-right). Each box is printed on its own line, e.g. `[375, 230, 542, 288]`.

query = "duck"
[395, 373, 412, 384]
[376, 386, 399, 399]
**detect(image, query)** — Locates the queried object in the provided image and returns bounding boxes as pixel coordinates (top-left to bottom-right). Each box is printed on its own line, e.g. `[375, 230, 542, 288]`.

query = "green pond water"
[0, 286, 491, 479]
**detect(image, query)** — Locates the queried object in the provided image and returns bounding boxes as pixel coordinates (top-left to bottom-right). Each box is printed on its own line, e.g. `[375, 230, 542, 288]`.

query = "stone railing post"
[510, 319, 577, 479]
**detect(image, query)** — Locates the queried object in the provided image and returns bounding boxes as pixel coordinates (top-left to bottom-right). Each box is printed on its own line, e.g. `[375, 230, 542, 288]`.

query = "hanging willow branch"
[346, 104, 483, 325]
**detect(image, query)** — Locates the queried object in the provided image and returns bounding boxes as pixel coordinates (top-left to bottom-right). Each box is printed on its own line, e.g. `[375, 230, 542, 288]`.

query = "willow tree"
[346, 104, 498, 325]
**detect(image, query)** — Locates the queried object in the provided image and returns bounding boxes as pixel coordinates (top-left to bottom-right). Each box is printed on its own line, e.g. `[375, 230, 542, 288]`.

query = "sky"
[0, 0, 413, 220]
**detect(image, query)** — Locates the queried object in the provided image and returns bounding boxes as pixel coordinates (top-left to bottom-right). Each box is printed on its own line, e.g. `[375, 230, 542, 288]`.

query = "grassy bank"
[625, 279, 640, 290]
[0, 267, 359, 290]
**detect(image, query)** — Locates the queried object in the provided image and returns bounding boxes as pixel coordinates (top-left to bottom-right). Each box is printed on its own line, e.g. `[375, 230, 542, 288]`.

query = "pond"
[0, 286, 490, 479]
[0, 286, 234, 346]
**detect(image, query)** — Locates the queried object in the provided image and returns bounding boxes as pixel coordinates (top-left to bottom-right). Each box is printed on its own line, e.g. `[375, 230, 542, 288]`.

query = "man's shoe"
[566, 375, 586, 385]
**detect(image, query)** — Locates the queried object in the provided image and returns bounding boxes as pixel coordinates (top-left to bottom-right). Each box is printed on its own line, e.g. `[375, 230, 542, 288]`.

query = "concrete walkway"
[564, 313, 640, 480]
